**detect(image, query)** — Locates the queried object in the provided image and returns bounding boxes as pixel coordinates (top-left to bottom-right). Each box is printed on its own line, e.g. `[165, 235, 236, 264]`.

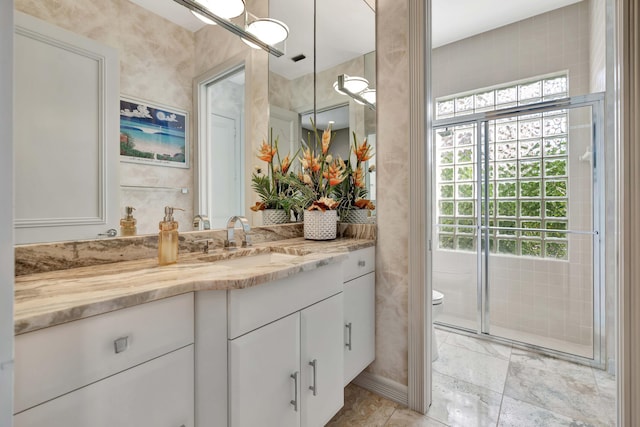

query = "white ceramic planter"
[304, 210, 337, 240]
[341, 209, 369, 224]
[262, 209, 290, 225]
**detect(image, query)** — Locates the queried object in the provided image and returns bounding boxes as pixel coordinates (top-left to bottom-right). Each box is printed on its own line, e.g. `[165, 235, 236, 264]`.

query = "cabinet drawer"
[14, 345, 194, 427]
[15, 293, 194, 413]
[342, 247, 375, 282]
[228, 264, 342, 339]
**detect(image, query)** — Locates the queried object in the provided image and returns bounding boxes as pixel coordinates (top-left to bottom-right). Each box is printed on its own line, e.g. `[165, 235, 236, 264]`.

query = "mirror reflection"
[13, 0, 375, 244]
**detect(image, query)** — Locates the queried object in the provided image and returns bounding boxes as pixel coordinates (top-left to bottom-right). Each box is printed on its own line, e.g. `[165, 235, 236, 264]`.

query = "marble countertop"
[14, 237, 375, 335]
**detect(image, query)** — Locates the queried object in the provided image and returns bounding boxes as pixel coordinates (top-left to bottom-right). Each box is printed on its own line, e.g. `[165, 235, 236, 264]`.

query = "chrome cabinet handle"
[98, 228, 117, 238]
[290, 371, 299, 412]
[345, 323, 352, 351]
[114, 336, 129, 354]
[358, 260, 366, 267]
[308, 359, 318, 396]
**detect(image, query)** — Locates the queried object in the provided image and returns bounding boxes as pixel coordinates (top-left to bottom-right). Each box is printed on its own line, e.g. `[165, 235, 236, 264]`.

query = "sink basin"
[197, 247, 310, 268]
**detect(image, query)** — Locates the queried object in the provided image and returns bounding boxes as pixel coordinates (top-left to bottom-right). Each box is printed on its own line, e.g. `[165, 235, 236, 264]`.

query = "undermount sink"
[197, 247, 310, 268]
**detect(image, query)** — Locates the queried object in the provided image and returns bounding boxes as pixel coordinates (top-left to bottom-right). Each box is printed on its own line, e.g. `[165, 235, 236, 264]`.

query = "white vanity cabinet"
[14, 294, 195, 427]
[342, 247, 376, 385]
[226, 264, 344, 427]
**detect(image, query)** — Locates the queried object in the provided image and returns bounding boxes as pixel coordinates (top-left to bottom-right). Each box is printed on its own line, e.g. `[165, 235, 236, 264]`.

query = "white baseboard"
[351, 371, 409, 407]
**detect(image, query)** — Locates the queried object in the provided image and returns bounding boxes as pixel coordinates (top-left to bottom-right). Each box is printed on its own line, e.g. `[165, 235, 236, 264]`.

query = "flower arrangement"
[292, 120, 347, 212]
[335, 132, 376, 221]
[249, 130, 298, 219]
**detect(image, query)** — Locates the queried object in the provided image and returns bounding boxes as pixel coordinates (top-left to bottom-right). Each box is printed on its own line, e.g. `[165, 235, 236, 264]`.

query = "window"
[435, 75, 569, 259]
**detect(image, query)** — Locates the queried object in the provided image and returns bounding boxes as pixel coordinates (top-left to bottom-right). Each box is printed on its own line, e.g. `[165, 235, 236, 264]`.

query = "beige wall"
[432, 2, 590, 99]
[372, 0, 411, 385]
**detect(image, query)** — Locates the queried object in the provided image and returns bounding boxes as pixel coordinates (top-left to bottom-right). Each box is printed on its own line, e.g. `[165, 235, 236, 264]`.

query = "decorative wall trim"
[407, 0, 430, 414]
[352, 371, 409, 406]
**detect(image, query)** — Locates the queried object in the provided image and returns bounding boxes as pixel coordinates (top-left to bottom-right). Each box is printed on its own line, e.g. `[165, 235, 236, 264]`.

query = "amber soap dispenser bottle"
[120, 206, 137, 236]
[158, 206, 182, 265]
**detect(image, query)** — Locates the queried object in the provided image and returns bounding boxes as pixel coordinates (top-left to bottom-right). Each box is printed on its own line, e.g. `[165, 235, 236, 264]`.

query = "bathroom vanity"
[13, 236, 375, 427]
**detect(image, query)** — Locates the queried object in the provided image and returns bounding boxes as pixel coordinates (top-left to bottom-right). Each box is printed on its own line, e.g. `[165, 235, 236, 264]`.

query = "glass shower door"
[433, 95, 603, 363]
[433, 122, 480, 332]
[484, 102, 600, 359]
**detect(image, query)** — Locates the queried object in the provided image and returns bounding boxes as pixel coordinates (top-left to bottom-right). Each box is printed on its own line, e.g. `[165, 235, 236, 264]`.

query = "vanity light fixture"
[173, 0, 285, 57]
[334, 74, 376, 110]
[190, 0, 245, 24]
[241, 17, 289, 49]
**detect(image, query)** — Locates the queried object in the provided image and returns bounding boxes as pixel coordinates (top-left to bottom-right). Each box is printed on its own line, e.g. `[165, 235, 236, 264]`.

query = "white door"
[300, 294, 344, 427]
[343, 272, 376, 385]
[229, 312, 300, 427]
[14, 346, 194, 427]
[270, 106, 300, 159]
[14, 13, 119, 243]
[209, 113, 242, 228]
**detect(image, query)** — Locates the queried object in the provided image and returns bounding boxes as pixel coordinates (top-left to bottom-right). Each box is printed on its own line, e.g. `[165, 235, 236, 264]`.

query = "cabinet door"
[344, 272, 376, 385]
[229, 312, 300, 427]
[14, 345, 194, 427]
[300, 294, 344, 427]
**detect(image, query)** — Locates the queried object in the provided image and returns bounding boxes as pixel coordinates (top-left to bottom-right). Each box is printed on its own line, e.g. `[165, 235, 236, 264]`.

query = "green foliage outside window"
[520, 181, 541, 197]
[545, 159, 567, 176]
[440, 184, 454, 198]
[498, 182, 516, 198]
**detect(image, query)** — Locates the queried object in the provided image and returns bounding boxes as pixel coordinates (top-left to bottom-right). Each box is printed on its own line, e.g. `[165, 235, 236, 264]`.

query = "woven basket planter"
[340, 209, 369, 224]
[262, 209, 290, 225]
[304, 210, 337, 240]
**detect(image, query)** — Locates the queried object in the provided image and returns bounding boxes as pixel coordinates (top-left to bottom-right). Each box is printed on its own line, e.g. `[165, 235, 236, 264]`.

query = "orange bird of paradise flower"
[300, 148, 321, 172]
[322, 127, 332, 154]
[355, 139, 374, 162]
[323, 160, 346, 186]
[280, 155, 291, 173]
[258, 140, 277, 163]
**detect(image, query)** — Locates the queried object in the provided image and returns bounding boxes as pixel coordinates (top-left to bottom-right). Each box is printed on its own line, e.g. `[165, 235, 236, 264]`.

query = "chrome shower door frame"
[432, 93, 606, 366]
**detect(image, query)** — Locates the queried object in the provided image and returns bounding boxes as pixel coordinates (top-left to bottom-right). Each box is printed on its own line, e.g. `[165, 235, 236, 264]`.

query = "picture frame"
[119, 96, 189, 168]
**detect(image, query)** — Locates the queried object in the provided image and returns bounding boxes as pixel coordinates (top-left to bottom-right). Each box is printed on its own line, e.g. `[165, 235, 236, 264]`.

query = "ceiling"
[130, 0, 582, 80]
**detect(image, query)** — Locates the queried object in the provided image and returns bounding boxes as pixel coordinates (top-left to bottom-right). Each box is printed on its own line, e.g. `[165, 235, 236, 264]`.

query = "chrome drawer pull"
[290, 371, 299, 411]
[309, 359, 318, 396]
[358, 260, 366, 267]
[113, 336, 129, 354]
[345, 323, 352, 351]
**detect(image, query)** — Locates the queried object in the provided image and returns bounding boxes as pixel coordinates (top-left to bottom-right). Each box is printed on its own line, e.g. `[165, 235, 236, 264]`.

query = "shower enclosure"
[431, 81, 605, 365]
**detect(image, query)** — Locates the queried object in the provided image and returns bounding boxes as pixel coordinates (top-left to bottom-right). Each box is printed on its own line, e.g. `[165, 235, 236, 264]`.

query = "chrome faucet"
[193, 214, 211, 230]
[224, 216, 251, 249]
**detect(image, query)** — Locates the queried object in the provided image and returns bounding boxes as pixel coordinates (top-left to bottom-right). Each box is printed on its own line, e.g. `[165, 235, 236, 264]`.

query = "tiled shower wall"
[431, 1, 599, 350]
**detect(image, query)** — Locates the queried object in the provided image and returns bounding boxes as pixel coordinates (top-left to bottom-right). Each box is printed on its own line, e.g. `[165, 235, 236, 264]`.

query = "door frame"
[193, 53, 248, 222]
[407, 0, 631, 422]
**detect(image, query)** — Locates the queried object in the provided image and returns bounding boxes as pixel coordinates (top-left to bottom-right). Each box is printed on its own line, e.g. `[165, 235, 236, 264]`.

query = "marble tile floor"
[327, 329, 616, 427]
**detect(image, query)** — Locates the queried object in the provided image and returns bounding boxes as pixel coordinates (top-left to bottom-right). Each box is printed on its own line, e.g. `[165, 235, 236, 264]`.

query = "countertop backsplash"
[15, 222, 376, 276]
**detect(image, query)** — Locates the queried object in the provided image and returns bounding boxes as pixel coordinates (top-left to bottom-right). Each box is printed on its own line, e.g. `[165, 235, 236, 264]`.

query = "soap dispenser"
[158, 206, 182, 265]
[120, 206, 137, 236]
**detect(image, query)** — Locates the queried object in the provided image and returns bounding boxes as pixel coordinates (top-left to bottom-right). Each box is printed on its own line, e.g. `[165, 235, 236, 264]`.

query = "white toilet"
[432, 290, 444, 361]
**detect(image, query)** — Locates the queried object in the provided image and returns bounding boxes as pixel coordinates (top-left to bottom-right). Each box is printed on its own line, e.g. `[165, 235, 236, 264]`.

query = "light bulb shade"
[360, 88, 376, 104]
[195, 0, 245, 20]
[242, 18, 289, 48]
[343, 75, 369, 94]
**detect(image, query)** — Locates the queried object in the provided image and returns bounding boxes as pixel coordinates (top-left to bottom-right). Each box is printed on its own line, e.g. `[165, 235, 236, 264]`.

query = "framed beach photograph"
[119, 96, 189, 168]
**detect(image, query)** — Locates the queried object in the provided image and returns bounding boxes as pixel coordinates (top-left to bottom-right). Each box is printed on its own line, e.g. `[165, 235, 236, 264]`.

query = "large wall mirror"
[13, 0, 375, 244]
